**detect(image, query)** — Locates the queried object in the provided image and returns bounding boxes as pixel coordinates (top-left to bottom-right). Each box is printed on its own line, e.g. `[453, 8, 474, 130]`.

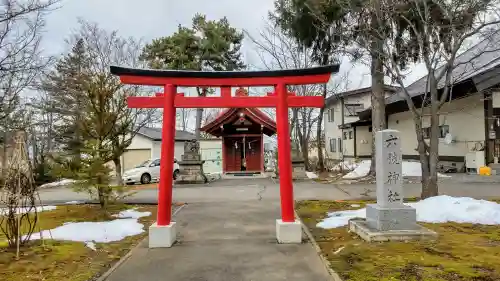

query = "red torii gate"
[110, 65, 339, 247]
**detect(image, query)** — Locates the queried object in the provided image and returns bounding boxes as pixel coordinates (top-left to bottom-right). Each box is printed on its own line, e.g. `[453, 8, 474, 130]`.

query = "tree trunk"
[195, 108, 202, 140]
[421, 77, 439, 198]
[368, 0, 386, 176]
[290, 108, 299, 136]
[194, 88, 207, 140]
[181, 109, 187, 131]
[301, 110, 309, 171]
[317, 84, 328, 172]
[98, 186, 106, 208]
[113, 157, 123, 186]
[296, 116, 309, 171]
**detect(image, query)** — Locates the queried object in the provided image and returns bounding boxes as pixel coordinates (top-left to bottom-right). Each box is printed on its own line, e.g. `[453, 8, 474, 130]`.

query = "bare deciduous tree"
[322, 0, 500, 197]
[379, 0, 500, 198]
[71, 19, 160, 186]
[246, 22, 327, 170]
[0, 0, 58, 153]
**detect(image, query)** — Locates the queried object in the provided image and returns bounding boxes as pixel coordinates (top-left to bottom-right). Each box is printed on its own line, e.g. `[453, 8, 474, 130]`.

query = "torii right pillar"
[275, 83, 302, 243]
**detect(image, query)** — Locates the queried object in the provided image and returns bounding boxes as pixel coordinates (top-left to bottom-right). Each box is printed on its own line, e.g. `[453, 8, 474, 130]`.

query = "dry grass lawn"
[296, 200, 500, 281]
[0, 204, 158, 281]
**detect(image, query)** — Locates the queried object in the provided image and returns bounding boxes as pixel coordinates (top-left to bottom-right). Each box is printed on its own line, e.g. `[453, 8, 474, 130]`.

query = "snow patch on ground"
[317, 195, 500, 229]
[306, 172, 318, 179]
[0, 205, 57, 215]
[85, 241, 97, 251]
[29, 219, 146, 243]
[113, 209, 151, 219]
[27, 208, 152, 249]
[39, 179, 77, 189]
[65, 201, 81, 205]
[342, 160, 452, 179]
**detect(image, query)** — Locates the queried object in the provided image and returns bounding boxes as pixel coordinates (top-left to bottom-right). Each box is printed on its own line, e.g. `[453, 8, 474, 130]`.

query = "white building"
[323, 33, 500, 172]
[323, 85, 399, 161]
[120, 127, 223, 174]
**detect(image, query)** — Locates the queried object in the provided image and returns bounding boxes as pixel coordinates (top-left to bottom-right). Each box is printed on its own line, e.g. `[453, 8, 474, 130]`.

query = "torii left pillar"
[148, 84, 177, 248]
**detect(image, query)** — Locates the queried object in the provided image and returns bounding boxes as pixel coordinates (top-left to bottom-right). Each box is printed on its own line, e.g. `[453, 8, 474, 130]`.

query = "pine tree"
[42, 38, 91, 173]
[141, 14, 246, 139]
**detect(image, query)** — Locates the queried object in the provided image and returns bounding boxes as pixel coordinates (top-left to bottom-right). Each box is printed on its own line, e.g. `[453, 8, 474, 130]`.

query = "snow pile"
[39, 179, 77, 189]
[28, 208, 151, 250]
[306, 172, 318, 179]
[317, 195, 500, 229]
[0, 205, 57, 215]
[342, 160, 451, 179]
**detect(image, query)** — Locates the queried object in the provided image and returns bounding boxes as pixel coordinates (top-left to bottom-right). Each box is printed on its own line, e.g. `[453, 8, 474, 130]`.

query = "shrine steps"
[222, 172, 268, 179]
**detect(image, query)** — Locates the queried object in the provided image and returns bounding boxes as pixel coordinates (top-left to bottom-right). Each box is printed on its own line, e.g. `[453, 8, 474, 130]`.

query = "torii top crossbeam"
[110, 65, 339, 108]
[110, 65, 339, 87]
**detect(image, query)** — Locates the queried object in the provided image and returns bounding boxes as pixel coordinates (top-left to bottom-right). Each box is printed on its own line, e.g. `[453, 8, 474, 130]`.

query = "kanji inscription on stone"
[376, 129, 403, 207]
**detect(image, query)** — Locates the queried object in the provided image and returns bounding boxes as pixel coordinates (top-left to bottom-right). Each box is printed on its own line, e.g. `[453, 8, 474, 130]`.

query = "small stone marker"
[349, 129, 438, 241]
[366, 129, 418, 231]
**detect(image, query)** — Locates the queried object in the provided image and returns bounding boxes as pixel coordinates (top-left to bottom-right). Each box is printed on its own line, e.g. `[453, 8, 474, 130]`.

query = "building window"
[327, 109, 335, 122]
[422, 125, 450, 139]
[330, 138, 336, 152]
[343, 131, 348, 140]
[440, 125, 450, 138]
[349, 130, 353, 139]
[344, 103, 364, 117]
[338, 137, 342, 152]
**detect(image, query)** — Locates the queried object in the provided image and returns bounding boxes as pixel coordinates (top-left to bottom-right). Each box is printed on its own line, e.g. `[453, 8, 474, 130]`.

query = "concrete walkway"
[104, 199, 331, 281]
[35, 178, 500, 206]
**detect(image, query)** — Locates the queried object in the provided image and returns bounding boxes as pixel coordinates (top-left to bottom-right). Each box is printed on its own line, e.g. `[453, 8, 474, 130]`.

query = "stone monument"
[291, 142, 308, 180]
[175, 139, 207, 184]
[349, 129, 438, 242]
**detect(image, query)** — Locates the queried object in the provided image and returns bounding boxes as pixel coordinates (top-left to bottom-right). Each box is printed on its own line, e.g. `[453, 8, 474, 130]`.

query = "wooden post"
[157, 84, 176, 226]
[276, 83, 295, 222]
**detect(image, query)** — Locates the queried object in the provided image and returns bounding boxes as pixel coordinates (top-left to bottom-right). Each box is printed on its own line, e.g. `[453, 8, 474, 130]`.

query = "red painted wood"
[119, 73, 331, 87]
[115, 68, 334, 226]
[221, 86, 231, 98]
[276, 83, 294, 222]
[245, 137, 261, 172]
[157, 84, 176, 226]
[127, 95, 323, 108]
[260, 135, 264, 173]
[222, 136, 226, 173]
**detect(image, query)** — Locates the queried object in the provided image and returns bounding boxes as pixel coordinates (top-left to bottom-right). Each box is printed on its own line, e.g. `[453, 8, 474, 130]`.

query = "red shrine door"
[224, 136, 262, 172]
[224, 137, 241, 172]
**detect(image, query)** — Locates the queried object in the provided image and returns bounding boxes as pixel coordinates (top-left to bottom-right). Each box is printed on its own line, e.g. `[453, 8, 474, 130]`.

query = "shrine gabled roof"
[200, 108, 277, 135]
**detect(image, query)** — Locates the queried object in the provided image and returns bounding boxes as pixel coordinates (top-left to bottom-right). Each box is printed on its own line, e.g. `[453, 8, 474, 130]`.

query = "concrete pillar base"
[149, 221, 177, 248]
[276, 219, 302, 243]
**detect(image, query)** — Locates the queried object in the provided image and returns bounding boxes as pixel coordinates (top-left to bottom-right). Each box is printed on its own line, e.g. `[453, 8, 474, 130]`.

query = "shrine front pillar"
[149, 84, 177, 248]
[275, 83, 302, 244]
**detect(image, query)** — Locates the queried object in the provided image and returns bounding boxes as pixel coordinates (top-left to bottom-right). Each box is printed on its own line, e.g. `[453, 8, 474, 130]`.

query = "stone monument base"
[149, 221, 177, 248]
[349, 218, 438, 242]
[175, 162, 207, 184]
[366, 204, 418, 231]
[276, 219, 302, 244]
[292, 160, 308, 180]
